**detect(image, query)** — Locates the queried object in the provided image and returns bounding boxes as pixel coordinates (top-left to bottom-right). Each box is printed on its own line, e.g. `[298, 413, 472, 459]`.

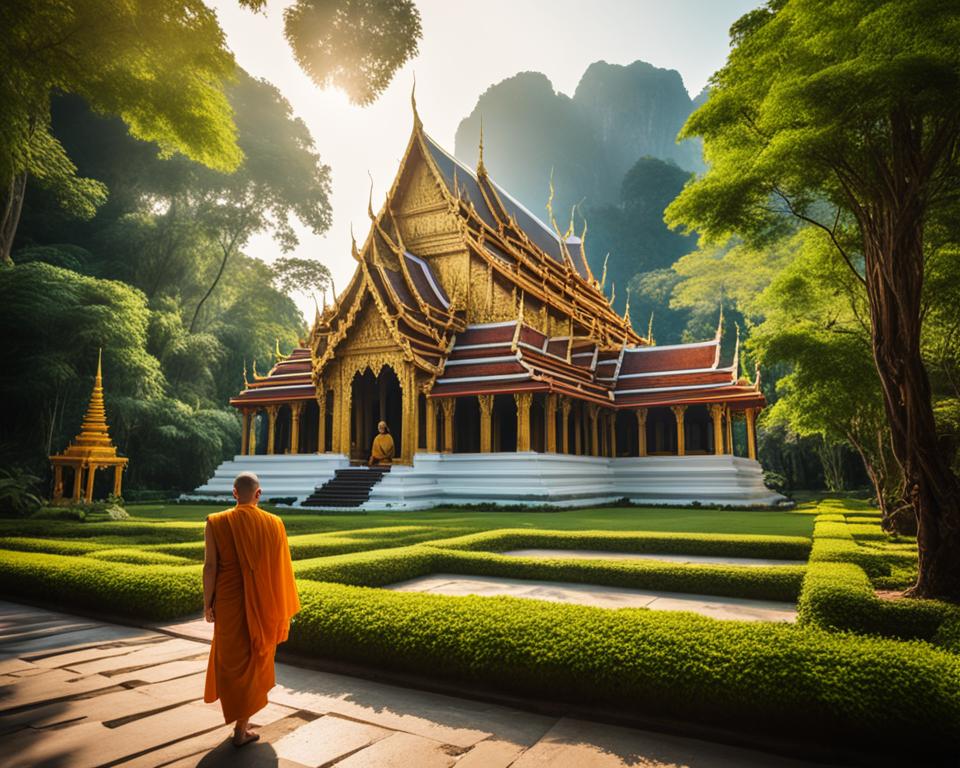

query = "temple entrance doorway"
[492, 394, 517, 452]
[350, 366, 403, 463]
[453, 396, 480, 453]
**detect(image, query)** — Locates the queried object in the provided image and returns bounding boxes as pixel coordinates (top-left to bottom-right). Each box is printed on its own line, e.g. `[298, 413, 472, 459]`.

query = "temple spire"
[647, 311, 655, 346]
[599, 253, 608, 290]
[243, 359, 250, 388]
[623, 291, 631, 325]
[477, 116, 486, 176]
[716, 303, 724, 340]
[411, 74, 422, 130]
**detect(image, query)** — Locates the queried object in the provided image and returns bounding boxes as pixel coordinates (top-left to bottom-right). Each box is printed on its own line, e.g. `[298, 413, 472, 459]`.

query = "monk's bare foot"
[232, 728, 259, 747]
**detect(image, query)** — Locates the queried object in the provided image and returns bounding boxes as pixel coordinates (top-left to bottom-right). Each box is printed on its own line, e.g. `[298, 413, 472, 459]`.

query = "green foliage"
[0, 466, 43, 517]
[85, 548, 195, 566]
[287, 581, 960, 756]
[283, 0, 422, 106]
[0, 549, 201, 619]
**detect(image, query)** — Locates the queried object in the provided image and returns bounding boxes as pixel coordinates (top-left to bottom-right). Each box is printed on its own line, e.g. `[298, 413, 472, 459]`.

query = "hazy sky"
[209, 0, 759, 322]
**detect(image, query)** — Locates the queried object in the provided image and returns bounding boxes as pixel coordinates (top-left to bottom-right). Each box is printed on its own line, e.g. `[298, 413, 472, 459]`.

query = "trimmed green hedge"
[428, 529, 811, 560]
[85, 548, 197, 566]
[287, 581, 960, 755]
[295, 545, 804, 602]
[0, 537, 107, 556]
[0, 550, 201, 619]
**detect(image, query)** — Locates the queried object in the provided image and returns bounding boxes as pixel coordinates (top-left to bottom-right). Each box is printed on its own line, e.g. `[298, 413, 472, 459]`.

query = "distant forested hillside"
[454, 60, 706, 343]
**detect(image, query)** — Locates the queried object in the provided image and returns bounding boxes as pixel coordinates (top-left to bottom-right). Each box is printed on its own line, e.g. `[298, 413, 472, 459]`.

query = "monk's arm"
[202, 521, 218, 622]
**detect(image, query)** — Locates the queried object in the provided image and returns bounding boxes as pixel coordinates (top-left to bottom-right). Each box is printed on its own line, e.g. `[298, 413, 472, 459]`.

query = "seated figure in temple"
[368, 421, 395, 466]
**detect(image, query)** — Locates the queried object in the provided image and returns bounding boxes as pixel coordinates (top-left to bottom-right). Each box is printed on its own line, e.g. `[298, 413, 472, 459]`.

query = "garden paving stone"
[272, 713, 392, 766]
[511, 717, 833, 768]
[454, 737, 528, 768]
[29, 635, 168, 669]
[388, 574, 798, 622]
[0, 667, 119, 711]
[108, 657, 209, 684]
[330, 731, 458, 768]
[504, 548, 803, 566]
[65, 636, 208, 675]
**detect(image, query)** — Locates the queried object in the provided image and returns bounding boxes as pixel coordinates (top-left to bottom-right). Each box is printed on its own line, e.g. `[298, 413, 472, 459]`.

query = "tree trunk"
[862, 210, 960, 601]
[0, 172, 28, 266]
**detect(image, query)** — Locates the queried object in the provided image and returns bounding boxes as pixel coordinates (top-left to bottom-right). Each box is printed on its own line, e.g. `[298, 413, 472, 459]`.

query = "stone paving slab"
[504, 548, 804, 567]
[273, 713, 392, 766]
[388, 574, 798, 622]
[0, 600, 836, 767]
[511, 716, 832, 768]
[65, 636, 208, 675]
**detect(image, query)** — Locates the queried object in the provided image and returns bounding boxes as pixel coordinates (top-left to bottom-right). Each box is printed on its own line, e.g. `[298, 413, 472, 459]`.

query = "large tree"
[666, 0, 960, 599]
[0, 0, 242, 265]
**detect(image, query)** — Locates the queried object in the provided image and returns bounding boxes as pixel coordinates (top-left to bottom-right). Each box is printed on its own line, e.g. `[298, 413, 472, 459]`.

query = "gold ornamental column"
[53, 466, 64, 501]
[725, 406, 734, 455]
[545, 394, 558, 453]
[317, 396, 327, 453]
[247, 411, 258, 455]
[560, 397, 571, 454]
[84, 464, 96, 502]
[709, 404, 724, 455]
[426, 397, 438, 451]
[478, 394, 493, 453]
[671, 405, 687, 456]
[587, 405, 599, 457]
[441, 398, 456, 453]
[290, 402, 303, 455]
[514, 393, 532, 451]
[266, 405, 278, 455]
[112, 465, 123, 497]
[401, 371, 417, 463]
[636, 409, 648, 456]
[574, 403, 582, 454]
[240, 410, 250, 456]
[72, 466, 83, 500]
[745, 407, 758, 460]
[608, 411, 617, 457]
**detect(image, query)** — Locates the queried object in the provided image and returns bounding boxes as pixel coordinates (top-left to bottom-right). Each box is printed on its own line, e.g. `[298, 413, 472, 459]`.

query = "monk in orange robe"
[368, 420, 395, 466]
[203, 472, 300, 747]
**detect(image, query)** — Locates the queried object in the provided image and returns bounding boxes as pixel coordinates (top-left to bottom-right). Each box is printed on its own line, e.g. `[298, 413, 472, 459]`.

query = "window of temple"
[453, 396, 480, 453]
[493, 394, 517, 452]
[616, 411, 636, 457]
[647, 407, 677, 455]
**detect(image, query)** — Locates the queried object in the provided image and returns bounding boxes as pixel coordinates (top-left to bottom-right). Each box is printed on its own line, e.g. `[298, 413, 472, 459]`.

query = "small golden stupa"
[50, 350, 128, 502]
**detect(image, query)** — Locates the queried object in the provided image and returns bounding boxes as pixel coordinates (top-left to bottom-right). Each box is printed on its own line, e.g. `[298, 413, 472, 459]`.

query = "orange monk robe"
[369, 432, 395, 464]
[204, 504, 300, 724]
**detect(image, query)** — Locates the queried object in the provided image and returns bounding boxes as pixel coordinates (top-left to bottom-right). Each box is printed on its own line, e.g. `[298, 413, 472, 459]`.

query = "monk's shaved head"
[233, 472, 261, 503]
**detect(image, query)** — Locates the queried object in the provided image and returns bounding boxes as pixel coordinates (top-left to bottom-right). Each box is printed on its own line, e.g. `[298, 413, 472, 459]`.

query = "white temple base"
[182, 453, 348, 503]
[187, 452, 786, 510]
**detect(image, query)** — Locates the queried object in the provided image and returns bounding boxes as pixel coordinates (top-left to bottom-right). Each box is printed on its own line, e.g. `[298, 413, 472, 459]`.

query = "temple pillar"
[725, 406, 734, 455]
[478, 394, 493, 453]
[84, 464, 96, 502]
[113, 465, 123, 497]
[247, 411, 258, 455]
[545, 394, 558, 453]
[560, 397, 572, 454]
[317, 396, 327, 453]
[515, 392, 532, 451]
[574, 403, 582, 454]
[240, 410, 250, 456]
[587, 405, 599, 457]
[266, 405, 278, 455]
[290, 402, 303, 455]
[401, 371, 417, 463]
[426, 397, 438, 451]
[72, 465, 83, 501]
[671, 405, 687, 456]
[636, 408, 648, 457]
[746, 407, 758, 460]
[608, 411, 617, 458]
[53, 465, 63, 501]
[441, 398, 456, 453]
[709, 404, 724, 455]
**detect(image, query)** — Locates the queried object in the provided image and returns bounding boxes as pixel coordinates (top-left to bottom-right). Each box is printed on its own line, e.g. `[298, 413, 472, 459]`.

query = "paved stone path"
[388, 574, 798, 622]
[502, 548, 803, 567]
[0, 600, 828, 767]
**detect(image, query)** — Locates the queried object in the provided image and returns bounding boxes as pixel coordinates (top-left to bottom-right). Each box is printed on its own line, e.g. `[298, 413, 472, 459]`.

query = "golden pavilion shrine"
[50, 351, 127, 503]
[192, 100, 777, 509]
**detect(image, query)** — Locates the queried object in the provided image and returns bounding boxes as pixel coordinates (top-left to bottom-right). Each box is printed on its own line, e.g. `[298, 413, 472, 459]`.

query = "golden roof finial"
[754, 361, 762, 391]
[518, 290, 525, 323]
[623, 290, 631, 325]
[732, 322, 742, 376]
[243, 359, 249, 388]
[600, 253, 608, 290]
[610, 281, 616, 307]
[411, 73, 422, 131]
[477, 116, 486, 176]
[96, 347, 103, 385]
[275, 338, 283, 361]
[716, 302, 724, 340]
[647, 311, 655, 346]
[351, 223, 362, 262]
[367, 171, 376, 220]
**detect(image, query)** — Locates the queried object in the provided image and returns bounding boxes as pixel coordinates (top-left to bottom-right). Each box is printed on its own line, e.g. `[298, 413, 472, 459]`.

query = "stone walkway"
[0, 601, 829, 767]
[502, 548, 803, 567]
[387, 574, 798, 622]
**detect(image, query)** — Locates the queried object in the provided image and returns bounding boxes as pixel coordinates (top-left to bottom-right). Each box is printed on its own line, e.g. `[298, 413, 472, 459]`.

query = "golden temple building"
[197, 99, 775, 509]
[50, 350, 128, 503]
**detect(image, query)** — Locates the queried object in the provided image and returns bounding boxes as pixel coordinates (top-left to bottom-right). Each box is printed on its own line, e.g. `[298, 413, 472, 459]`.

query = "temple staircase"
[302, 466, 391, 508]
